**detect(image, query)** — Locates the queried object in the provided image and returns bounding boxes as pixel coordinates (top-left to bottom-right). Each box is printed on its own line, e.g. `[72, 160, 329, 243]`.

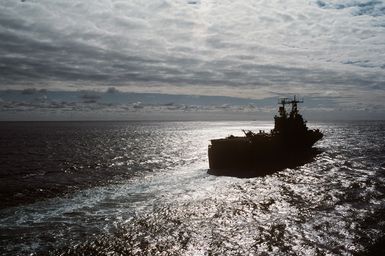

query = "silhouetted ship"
[208, 96, 323, 177]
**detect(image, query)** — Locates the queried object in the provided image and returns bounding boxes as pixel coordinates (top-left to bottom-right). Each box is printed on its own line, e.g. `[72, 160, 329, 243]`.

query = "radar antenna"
[289, 95, 303, 116]
[278, 97, 289, 117]
[277, 96, 304, 117]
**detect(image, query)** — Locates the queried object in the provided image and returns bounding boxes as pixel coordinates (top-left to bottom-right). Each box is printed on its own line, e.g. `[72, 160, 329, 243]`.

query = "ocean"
[0, 121, 384, 255]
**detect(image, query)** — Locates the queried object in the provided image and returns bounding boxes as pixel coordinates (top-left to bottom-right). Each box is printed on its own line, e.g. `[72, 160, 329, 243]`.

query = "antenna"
[291, 95, 303, 104]
[278, 97, 290, 106]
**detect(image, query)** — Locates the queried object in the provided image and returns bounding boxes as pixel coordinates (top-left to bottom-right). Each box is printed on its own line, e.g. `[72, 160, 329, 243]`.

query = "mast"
[289, 95, 303, 117]
[274, 96, 305, 133]
[278, 97, 289, 118]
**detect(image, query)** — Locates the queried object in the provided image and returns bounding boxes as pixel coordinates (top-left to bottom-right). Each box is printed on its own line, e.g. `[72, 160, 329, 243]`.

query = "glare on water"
[0, 121, 384, 255]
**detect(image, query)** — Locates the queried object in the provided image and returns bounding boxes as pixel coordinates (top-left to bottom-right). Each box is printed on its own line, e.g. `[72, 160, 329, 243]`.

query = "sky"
[0, 0, 385, 120]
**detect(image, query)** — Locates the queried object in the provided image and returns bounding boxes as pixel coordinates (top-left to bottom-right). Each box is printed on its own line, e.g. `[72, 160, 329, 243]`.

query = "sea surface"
[0, 121, 385, 255]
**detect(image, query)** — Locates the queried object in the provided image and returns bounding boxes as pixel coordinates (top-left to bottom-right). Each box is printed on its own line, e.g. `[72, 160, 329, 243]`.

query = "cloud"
[316, 0, 385, 16]
[80, 91, 101, 103]
[0, 0, 384, 118]
[1, 89, 384, 120]
[21, 88, 38, 95]
[106, 87, 119, 93]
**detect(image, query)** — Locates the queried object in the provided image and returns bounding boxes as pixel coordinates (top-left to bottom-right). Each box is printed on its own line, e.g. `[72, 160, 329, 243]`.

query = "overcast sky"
[1, 0, 385, 120]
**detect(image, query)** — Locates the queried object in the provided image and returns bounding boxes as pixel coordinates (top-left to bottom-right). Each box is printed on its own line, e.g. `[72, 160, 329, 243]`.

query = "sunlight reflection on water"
[0, 121, 385, 255]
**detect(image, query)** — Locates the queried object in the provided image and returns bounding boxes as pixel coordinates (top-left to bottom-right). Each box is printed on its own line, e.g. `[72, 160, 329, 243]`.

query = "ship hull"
[208, 131, 323, 177]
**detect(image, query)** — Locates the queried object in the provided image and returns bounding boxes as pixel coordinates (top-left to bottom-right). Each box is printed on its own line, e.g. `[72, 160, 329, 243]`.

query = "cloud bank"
[2, 89, 383, 121]
[0, 0, 385, 119]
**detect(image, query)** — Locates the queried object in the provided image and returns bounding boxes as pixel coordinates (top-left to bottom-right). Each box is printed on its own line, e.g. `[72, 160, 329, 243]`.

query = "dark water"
[0, 121, 385, 255]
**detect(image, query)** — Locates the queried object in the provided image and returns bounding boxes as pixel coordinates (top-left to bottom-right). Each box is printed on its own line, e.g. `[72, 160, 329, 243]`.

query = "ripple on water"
[1, 121, 385, 255]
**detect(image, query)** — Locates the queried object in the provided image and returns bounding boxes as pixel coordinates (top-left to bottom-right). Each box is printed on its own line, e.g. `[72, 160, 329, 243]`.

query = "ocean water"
[0, 121, 384, 255]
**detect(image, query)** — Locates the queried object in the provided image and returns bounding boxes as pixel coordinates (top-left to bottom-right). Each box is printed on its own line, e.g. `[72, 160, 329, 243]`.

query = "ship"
[208, 96, 323, 177]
